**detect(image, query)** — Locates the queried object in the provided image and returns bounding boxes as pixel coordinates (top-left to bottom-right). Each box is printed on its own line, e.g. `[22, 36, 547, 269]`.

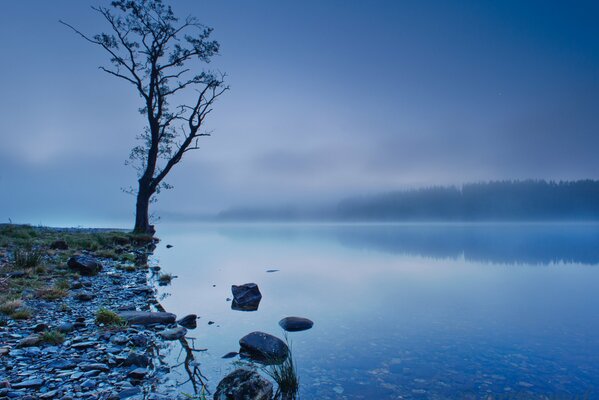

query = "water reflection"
[216, 223, 599, 265]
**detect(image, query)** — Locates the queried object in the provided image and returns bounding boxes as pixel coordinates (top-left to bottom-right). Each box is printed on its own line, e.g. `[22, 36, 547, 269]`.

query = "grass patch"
[95, 308, 126, 327]
[158, 273, 173, 285]
[0, 299, 22, 315]
[10, 309, 32, 320]
[12, 248, 43, 270]
[40, 329, 65, 345]
[264, 336, 300, 400]
[35, 286, 68, 301]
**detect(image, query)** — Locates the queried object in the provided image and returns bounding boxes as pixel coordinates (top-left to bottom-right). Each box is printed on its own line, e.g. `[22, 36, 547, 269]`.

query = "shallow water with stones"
[152, 222, 599, 399]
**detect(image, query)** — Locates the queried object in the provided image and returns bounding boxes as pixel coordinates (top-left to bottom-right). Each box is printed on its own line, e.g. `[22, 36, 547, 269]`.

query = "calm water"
[151, 223, 599, 399]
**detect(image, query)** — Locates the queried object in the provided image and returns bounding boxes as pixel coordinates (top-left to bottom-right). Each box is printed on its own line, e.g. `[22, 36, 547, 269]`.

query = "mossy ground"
[0, 224, 154, 321]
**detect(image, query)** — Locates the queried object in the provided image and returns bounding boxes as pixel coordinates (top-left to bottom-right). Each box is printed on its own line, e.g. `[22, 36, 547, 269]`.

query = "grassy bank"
[0, 224, 153, 323]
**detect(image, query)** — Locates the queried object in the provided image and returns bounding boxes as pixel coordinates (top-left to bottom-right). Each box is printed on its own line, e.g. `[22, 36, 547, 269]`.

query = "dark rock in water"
[177, 314, 197, 329]
[266, 269, 279, 273]
[75, 291, 94, 302]
[222, 351, 238, 359]
[118, 311, 176, 325]
[50, 239, 68, 250]
[11, 379, 44, 389]
[159, 326, 187, 341]
[208, 321, 215, 325]
[279, 316, 314, 332]
[166, 244, 173, 248]
[67, 256, 103, 276]
[231, 283, 262, 312]
[239, 331, 289, 364]
[214, 368, 273, 400]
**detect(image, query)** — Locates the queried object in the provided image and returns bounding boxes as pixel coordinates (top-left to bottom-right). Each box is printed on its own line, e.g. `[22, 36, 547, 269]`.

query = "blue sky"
[0, 0, 598, 226]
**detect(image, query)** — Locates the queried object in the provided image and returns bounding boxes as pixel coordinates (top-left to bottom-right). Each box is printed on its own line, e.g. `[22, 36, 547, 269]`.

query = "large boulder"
[213, 368, 273, 400]
[67, 256, 103, 276]
[118, 311, 176, 325]
[239, 331, 288, 364]
[279, 316, 314, 332]
[231, 283, 262, 312]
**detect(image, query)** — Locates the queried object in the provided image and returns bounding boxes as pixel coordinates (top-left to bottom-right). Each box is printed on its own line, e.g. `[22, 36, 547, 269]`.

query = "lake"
[151, 223, 599, 399]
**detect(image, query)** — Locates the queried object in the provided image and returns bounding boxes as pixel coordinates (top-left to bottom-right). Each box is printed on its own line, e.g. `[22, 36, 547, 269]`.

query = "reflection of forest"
[335, 224, 599, 265]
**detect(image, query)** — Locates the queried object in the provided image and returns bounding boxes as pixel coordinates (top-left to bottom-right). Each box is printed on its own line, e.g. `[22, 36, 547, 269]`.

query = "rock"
[128, 367, 148, 380]
[110, 334, 129, 346]
[239, 332, 289, 364]
[118, 311, 176, 325]
[122, 351, 149, 367]
[119, 387, 141, 399]
[213, 368, 273, 400]
[166, 244, 173, 248]
[17, 334, 41, 348]
[70, 281, 83, 289]
[75, 291, 94, 301]
[57, 322, 74, 333]
[129, 334, 148, 347]
[279, 316, 314, 332]
[266, 269, 279, 273]
[50, 239, 68, 250]
[67, 256, 103, 276]
[222, 352, 238, 359]
[11, 379, 44, 389]
[48, 359, 76, 370]
[79, 363, 110, 372]
[159, 326, 187, 341]
[231, 283, 262, 312]
[177, 314, 197, 329]
[33, 323, 49, 333]
[71, 341, 96, 350]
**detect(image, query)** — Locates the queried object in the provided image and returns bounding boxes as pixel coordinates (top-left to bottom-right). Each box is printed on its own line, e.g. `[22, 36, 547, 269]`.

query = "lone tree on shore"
[62, 0, 227, 233]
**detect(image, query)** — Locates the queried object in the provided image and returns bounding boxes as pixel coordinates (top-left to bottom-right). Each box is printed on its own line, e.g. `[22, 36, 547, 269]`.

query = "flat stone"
[128, 367, 147, 380]
[118, 311, 176, 325]
[79, 363, 110, 372]
[279, 316, 314, 332]
[12, 379, 44, 389]
[17, 334, 41, 348]
[158, 326, 187, 341]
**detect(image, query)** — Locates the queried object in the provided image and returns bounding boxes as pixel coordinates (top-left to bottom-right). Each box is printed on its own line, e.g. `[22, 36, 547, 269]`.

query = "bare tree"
[61, 0, 228, 233]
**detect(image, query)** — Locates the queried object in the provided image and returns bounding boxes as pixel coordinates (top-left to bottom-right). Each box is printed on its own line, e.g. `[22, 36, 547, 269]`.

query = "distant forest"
[217, 180, 599, 221]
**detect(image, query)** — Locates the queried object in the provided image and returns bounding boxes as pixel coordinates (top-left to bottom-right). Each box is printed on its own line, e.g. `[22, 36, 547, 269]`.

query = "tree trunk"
[133, 183, 153, 234]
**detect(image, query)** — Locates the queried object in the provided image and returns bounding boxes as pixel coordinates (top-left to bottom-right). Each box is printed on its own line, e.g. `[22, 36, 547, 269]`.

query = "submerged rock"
[239, 331, 289, 364]
[214, 368, 273, 400]
[118, 311, 176, 325]
[231, 283, 262, 312]
[67, 256, 103, 276]
[279, 316, 314, 332]
[159, 326, 187, 341]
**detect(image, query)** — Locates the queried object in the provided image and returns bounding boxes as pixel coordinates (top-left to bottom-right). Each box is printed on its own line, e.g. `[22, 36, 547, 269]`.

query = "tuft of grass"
[12, 248, 43, 270]
[0, 299, 22, 315]
[40, 329, 65, 345]
[54, 279, 70, 291]
[10, 309, 32, 320]
[264, 336, 300, 400]
[158, 273, 173, 285]
[95, 249, 119, 259]
[95, 308, 126, 327]
[35, 287, 68, 301]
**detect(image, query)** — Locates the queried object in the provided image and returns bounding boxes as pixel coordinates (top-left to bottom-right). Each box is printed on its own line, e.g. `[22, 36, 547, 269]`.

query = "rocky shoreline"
[0, 225, 179, 399]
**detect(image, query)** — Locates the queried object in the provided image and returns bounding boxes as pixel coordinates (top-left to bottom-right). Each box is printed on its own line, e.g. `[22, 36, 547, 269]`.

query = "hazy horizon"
[1, 0, 598, 226]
